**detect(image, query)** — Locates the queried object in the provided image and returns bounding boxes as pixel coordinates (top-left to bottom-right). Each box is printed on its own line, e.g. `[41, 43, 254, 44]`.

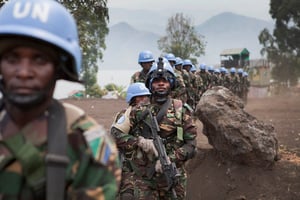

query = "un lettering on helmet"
[13, 2, 50, 23]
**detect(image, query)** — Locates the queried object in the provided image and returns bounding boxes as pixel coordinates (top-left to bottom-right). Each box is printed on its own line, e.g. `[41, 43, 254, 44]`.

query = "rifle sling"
[155, 98, 171, 124]
[46, 100, 69, 200]
[138, 97, 171, 130]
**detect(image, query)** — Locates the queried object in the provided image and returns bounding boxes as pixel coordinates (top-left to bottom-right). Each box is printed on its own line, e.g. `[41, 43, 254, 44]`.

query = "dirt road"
[63, 94, 300, 200]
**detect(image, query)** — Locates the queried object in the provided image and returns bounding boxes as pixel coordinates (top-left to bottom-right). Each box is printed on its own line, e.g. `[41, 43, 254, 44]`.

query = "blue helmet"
[146, 57, 176, 91]
[199, 63, 206, 70]
[243, 72, 248, 77]
[237, 68, 244, 74]
[207, 65, 214, 72]
[230, 67, 236, 73]
[0, 0, 81, 82]
[220, 67, 226, 73]
[174, 57, 183, 66]
[126, 82, 151, 103]
[138, 50, 155, 63]
[182, 59, 193, 66]
[164, 53, 176, 62]
[190, 65, 197, 72]
[214, 69, 220, 74]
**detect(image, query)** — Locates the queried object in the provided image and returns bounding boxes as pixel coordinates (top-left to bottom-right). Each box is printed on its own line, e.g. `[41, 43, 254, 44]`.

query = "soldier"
[164, 54, 186, 103]
[206, 65, 215, 89]
[236, 68, 244, 99]
[172, 57, 188, 103]
[182, 59, 198, 109]
[196, 63, 210, 95]
[174, 57, 183, 72]
[164, 53, 177, 67]
[130, 50, 155, 83]
[112, 82, 151, 143]
[211, 68, 221, 87]
[219, 67, 227, 86]
[0, 0, 121, 199]
[242, 72, 250, 104]
[125, 82, 151, 106]
[190, 65, 203, 109]
[111, 59, 197, 199]
[228, 67, 239, 95]
[111, 82, 151, 199]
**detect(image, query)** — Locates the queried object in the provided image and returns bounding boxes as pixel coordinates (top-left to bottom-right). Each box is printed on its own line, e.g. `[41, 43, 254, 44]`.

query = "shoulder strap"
[156, 97, 171, 123]
[45, 99, 69, 200]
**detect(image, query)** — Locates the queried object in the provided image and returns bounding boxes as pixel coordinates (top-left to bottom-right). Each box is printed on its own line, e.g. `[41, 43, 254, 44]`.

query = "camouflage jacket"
[228, 74, 240, 93]
[0, 100, 121, 200]
[197, 71, 210, 92]
[111, 98, 197, 178]
[171, 70, 187, 103]
[130, 70, 148, 84]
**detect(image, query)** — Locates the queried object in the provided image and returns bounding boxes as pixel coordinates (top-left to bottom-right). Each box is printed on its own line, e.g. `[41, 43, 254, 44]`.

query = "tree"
[158, 13, 206, 64]
[59, 0, 109, 96]
[258, 0, 300, 86]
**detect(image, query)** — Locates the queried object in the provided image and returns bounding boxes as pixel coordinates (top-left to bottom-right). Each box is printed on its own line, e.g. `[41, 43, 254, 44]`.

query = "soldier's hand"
[137, 136, 158, 156]
[155, 157, 171, 173]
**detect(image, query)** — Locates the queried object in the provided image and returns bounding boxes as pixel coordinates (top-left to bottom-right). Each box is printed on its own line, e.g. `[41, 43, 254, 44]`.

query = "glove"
[155, 160, 163, 173]
[155, 157, 171, 173]
[137, 136, 158, 156]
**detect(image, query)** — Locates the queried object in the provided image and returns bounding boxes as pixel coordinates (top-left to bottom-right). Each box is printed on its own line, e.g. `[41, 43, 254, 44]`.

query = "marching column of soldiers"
[115, 51, 251, 199]
[163, 54, 251, 109]
[131, 51, 251, 111]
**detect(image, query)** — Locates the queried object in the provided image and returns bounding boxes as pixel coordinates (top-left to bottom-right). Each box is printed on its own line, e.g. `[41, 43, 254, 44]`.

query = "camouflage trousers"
[119, 168, 187, 200]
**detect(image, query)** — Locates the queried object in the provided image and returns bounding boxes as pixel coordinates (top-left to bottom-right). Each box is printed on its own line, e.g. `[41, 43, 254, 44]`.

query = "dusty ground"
[62, 93, 300, 200]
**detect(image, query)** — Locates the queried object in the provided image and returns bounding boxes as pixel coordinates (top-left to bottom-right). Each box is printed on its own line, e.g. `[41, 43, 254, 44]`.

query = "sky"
[107, 0, 272, 23]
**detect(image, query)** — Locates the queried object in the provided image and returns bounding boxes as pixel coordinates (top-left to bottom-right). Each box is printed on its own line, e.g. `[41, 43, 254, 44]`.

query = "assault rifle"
[144, 109, 180, 199]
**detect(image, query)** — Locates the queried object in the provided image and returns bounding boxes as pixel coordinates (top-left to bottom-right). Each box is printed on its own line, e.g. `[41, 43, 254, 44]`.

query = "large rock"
[195, 86, 278, 167]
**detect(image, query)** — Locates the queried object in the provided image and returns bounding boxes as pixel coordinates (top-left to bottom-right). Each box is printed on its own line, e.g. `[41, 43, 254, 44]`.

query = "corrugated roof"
[220, 48, 249, 56]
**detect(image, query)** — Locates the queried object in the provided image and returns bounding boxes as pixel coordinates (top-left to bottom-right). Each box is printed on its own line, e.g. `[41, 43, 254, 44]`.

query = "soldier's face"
[183, 65, 191, 72]
[168, 60, 176, 67]
[141, 61, 153, 72]
[151, 77, 170, 93]
[0, 45, 57, 108]
[175, 65, 182, 71]
[134, 95, 150, 105]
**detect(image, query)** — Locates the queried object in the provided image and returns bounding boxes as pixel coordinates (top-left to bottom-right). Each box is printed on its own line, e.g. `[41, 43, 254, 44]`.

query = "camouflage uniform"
[181, 69, 192, 106]
[241, 75, 250, 103]
[184, 70, 203, 110]
[111, 98, 197, 200]
[223, 73, 231, 89]
[0, 100, 121, 200]
[228, 73, 240, 95]
[193, 73, 204, 108]
[130, 70, 149, 84]
[196, 70, 210, 95]
[219, 72, 227, 87]
[236, 73, 244, 99]
[210, 72, 221, 87]
[171, 70, 187, 103]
